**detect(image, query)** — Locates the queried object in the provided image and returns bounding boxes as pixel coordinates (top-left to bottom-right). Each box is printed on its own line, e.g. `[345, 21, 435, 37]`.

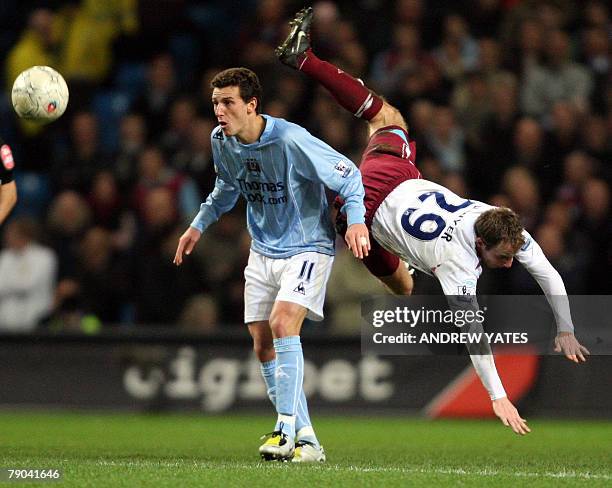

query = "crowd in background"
[0, 0, 610, 334]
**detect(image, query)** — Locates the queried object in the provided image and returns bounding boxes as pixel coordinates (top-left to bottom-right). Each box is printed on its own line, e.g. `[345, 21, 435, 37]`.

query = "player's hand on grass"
[554, 332, 590, 363]
[174, 227, 202, 266]
[345, 223, 370, 259]
[492, 397, 531, 435]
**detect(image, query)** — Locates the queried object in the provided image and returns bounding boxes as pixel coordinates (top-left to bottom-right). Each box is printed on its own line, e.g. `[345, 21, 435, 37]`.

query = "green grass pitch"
[0, 412, 610, 487]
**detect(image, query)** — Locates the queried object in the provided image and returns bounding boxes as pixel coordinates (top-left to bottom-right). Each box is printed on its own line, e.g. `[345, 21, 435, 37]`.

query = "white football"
[11, 66, 69, 122]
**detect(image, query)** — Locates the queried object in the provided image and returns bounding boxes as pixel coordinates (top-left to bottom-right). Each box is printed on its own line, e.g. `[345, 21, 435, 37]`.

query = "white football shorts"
[244, 250, 334, 323]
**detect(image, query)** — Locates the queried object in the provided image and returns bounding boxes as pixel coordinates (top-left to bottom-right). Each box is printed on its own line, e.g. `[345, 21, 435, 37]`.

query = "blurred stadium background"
[0, 0, 610, 484]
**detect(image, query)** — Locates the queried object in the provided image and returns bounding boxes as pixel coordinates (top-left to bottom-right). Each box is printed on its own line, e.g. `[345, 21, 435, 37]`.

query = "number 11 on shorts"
[298, 260, 315, 282]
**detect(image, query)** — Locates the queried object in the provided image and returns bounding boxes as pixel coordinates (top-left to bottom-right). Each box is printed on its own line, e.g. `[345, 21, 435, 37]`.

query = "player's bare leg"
[379, 262, 414, 295]
[248, 321, 275, 362]
[258, 301, 319, 461]
[268, 300, 307, 339]
[367, 102, 408, 136]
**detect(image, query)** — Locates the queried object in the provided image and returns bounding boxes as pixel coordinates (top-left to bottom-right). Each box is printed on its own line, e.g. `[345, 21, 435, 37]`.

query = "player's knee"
[380, 264, 414, 296]
[383, 278, 413, 296]
[269, 315, 289, 338]
[269, 310, 297, 338]
[396, 278, 414, 296]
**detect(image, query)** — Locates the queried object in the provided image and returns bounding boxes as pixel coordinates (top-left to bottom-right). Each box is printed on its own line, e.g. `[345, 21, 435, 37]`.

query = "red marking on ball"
[47, 101, 57, 113]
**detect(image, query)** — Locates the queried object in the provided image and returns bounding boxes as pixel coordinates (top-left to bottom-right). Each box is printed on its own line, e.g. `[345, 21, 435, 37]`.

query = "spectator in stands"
[557, 151, 595, 209]
[5, 8, 56, 94]
[132, 187, 204, 324]
[87, 170, 136, 252]
[274, 73, 307, 122]
[546, 103, 582, 168]
[132, 145, 199, 224]
[131, 53, 178, 140]
[472, 73, 519, 198]
[54, 226, 131, 325]
[521, 29, 593, 118]
[370, 24, 429, 99]
[576, 179, 612, 293]
[581, 115, 611, 166]
[46, 190, 92, 281]
[434, 14, 478, 84]
[5, 8, 58, 142]
[451, 70, 491, 151]
[505, 18, 545, 76]
[160, 96, 197, 157]
[477, 38, 504, 80]
[581, 26, 610, 111]
[318, 116, 352, 157]
[179, 294, 219, 333]
[582, 1, 610, 30]
[512, 117, 552, 193]
[426, 105, 465, 173]
[113, 113, 147, 190]
[55, 0, 138, 106]
[501, 166, 541, 231]
[407, 99, 435, 156]
[170, 117, 216, 195]
[53, 111, 107, 193]
[0, 218, 57, 332]
[87, 171, 123, 231]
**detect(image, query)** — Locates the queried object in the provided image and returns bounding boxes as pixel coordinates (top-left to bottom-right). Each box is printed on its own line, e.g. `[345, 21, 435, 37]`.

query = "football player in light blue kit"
[174, 67, 370, 462]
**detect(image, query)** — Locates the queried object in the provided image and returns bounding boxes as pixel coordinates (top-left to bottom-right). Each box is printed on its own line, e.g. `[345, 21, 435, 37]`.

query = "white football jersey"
[372, 179, 488, 293]
[372, 178, 573, 331]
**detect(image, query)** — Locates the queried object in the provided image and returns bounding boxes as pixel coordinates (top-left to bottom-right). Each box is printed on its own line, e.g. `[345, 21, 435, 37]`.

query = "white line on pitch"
[94, 460, 611, 480]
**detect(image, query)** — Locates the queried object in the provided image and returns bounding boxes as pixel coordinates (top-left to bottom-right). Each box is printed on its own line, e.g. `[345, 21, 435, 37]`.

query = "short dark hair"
[211, 67, 263, 114]
[474, 207, 525, 251]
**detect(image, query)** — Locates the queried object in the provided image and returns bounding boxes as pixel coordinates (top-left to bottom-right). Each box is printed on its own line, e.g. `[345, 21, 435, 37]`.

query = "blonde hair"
[474, 207, 525, 251]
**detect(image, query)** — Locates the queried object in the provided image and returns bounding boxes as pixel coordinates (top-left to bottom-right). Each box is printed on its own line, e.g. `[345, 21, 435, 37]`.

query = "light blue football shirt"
[190, 115, 366, 258]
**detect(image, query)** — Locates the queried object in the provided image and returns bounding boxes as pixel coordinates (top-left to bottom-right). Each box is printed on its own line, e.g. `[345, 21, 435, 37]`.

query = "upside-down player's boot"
[275, 7, 313, 69]
[291, 440, 326, 463]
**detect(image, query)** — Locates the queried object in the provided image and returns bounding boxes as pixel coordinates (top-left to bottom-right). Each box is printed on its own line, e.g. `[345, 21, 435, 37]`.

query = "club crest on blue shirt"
[334, 160, 352, 178]
[244, 158, 261, 173]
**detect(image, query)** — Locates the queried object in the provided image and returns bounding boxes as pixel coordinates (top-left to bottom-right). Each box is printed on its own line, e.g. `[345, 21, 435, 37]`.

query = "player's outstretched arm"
[515, 232, 590, 363]
[0, 139, 17, 225]
[492, 397, 531, 435]
[173, 227, 202, 266]
[554, 332, 590, 363]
